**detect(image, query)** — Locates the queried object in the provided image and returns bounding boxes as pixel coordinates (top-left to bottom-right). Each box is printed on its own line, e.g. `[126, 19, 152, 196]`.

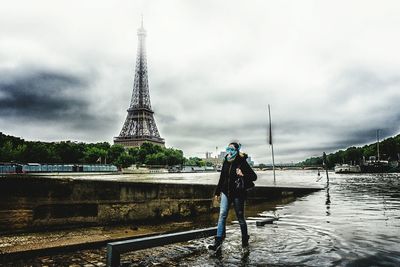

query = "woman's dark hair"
[229, 142, 241, 151]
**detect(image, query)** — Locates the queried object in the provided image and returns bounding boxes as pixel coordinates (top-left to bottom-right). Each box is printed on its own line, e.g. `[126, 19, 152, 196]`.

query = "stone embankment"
[0, 175, 320, 233]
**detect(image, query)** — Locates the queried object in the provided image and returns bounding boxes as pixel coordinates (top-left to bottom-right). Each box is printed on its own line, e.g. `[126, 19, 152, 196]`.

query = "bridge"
[258, 163, 323, 169]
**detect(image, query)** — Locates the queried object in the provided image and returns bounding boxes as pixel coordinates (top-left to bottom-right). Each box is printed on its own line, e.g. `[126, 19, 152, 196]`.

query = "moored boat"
[334, 164, 361, 173]
[359, 129, 398, 173]
[360, 159, 392, 173]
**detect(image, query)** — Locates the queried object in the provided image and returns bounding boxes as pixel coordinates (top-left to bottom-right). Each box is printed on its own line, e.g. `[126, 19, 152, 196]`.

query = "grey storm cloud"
[1, 0, 400, 162]
[0, 70, 87, 120]
[0, 68, 116, 140]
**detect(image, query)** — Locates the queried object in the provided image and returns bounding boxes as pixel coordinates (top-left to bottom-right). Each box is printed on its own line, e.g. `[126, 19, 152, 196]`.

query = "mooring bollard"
[106, 227, 217, 267]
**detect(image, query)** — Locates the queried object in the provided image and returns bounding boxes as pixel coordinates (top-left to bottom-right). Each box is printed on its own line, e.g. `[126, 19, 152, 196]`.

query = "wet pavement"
[2, 248, 108, 267]
[0, 196, 286, 266]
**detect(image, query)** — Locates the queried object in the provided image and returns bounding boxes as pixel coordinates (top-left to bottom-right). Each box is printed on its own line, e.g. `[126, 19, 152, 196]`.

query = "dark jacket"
[215, 153, 257, 200]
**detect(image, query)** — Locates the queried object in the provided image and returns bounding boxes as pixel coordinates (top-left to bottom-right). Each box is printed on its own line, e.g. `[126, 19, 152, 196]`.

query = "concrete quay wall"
[0, 175, 320, 233]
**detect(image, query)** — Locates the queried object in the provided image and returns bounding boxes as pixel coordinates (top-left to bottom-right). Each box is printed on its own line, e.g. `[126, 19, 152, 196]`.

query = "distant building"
[205, 152, 213, 159]
[218, 151, 227, 160]
[202, 157, 219, 166]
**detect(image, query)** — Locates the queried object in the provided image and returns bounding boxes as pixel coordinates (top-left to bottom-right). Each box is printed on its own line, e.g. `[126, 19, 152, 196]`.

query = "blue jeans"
[216, 192, 248, 238]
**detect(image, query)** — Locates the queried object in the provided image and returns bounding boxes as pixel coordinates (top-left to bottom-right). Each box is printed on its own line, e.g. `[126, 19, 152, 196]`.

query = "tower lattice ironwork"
[114, 19, 165, 147]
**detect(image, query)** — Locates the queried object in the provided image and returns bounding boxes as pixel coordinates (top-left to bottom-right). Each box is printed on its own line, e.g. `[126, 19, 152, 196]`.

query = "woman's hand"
[236, 168, 244, 177]
[212, 195, 220, 207]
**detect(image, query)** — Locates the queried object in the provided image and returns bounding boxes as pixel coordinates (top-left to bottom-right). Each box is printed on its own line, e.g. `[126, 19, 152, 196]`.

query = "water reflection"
[325, 187, 331, 218]
[126, 171, 400, 266]
[325, 176, 331, 217]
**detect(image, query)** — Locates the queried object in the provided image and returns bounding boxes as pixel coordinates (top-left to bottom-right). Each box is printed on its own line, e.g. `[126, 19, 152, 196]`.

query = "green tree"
[301, 133, 400, 167]
[0, 141, 15, 162]
[0, 132, 195, 167]
[107, 145, 126, 164]
[137, 142, 162, 163]
[128, 147, 140, 163]
[344, 147, 363, 164]
[164, 148, 184, 166]
[14, 144, 27, 162]
[115, 153, 134, 168]
[185, 157, 205, 167]
[84, 147, 107, 163]
[55, 141, 85, 163]
[22, 142, 57, 163]
[145, 152, 167, 165]
[141, 142, 162, 154]
[205, 161, 214, 167]
[380, 137, 398, 160]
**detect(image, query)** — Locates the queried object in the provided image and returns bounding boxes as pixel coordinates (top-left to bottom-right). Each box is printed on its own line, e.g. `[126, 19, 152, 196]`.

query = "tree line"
[0, 132, 209, 168]
[301, 133, 400, 168]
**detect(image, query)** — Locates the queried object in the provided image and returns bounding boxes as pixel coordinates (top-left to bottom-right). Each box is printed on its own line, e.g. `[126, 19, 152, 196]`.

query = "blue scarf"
[226, 147, 238, 161]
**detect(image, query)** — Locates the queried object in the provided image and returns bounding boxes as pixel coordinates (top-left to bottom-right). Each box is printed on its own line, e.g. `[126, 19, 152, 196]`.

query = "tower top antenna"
[137, 14, 146, 36]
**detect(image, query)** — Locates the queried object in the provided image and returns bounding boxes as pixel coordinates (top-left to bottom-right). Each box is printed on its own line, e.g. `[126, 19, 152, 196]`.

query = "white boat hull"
[334, 164, 361, 173]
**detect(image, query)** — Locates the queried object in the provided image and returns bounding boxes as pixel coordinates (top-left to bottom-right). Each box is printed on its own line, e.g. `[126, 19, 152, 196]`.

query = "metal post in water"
[377, 129, 380, 161]
[268, 105, 276, 184]
[323, 152, 329, 183]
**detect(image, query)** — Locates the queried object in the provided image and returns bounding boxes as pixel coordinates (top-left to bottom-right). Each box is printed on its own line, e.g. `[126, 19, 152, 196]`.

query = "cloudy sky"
[1, 0, 400, 163]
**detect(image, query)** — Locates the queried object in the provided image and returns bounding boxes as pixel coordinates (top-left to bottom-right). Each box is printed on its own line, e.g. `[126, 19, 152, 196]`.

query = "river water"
[3, 170, 400, 266]
[114, 170, 400, 267]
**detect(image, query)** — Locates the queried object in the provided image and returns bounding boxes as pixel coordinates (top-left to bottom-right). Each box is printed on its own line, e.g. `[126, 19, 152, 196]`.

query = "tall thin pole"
[323, 152, 329, 183]
[377, 129, 380, 161]
[268, 105, 276, 184]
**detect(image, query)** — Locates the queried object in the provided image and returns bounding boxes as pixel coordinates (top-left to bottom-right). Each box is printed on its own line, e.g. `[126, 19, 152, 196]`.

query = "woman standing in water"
[208, 142, 257, 253]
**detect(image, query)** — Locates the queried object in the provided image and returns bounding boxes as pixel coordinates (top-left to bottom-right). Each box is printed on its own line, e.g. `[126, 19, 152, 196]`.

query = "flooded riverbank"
[176, 172, 400, 266]
[1, 170, 399, 266]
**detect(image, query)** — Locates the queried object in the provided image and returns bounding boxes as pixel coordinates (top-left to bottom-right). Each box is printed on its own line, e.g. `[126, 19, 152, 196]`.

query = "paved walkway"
[0, 221, 197, 266]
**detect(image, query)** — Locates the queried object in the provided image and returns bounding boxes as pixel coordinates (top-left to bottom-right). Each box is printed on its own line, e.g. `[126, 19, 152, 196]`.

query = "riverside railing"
[106, 227, 217, 267]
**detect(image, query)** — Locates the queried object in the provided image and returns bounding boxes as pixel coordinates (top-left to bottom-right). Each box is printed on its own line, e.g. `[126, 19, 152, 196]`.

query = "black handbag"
[235, 175, 245, 191]
[234, 165, 255, 192]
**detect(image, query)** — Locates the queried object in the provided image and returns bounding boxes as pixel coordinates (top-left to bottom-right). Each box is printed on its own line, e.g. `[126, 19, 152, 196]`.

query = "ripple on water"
[170, 221, 346, 267]
[250, 222, 346, 266]
[113, 172, 400, 266]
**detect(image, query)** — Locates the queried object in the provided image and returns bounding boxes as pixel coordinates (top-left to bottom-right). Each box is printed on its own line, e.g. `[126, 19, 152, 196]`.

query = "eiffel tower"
[114, 19, 165, 148]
